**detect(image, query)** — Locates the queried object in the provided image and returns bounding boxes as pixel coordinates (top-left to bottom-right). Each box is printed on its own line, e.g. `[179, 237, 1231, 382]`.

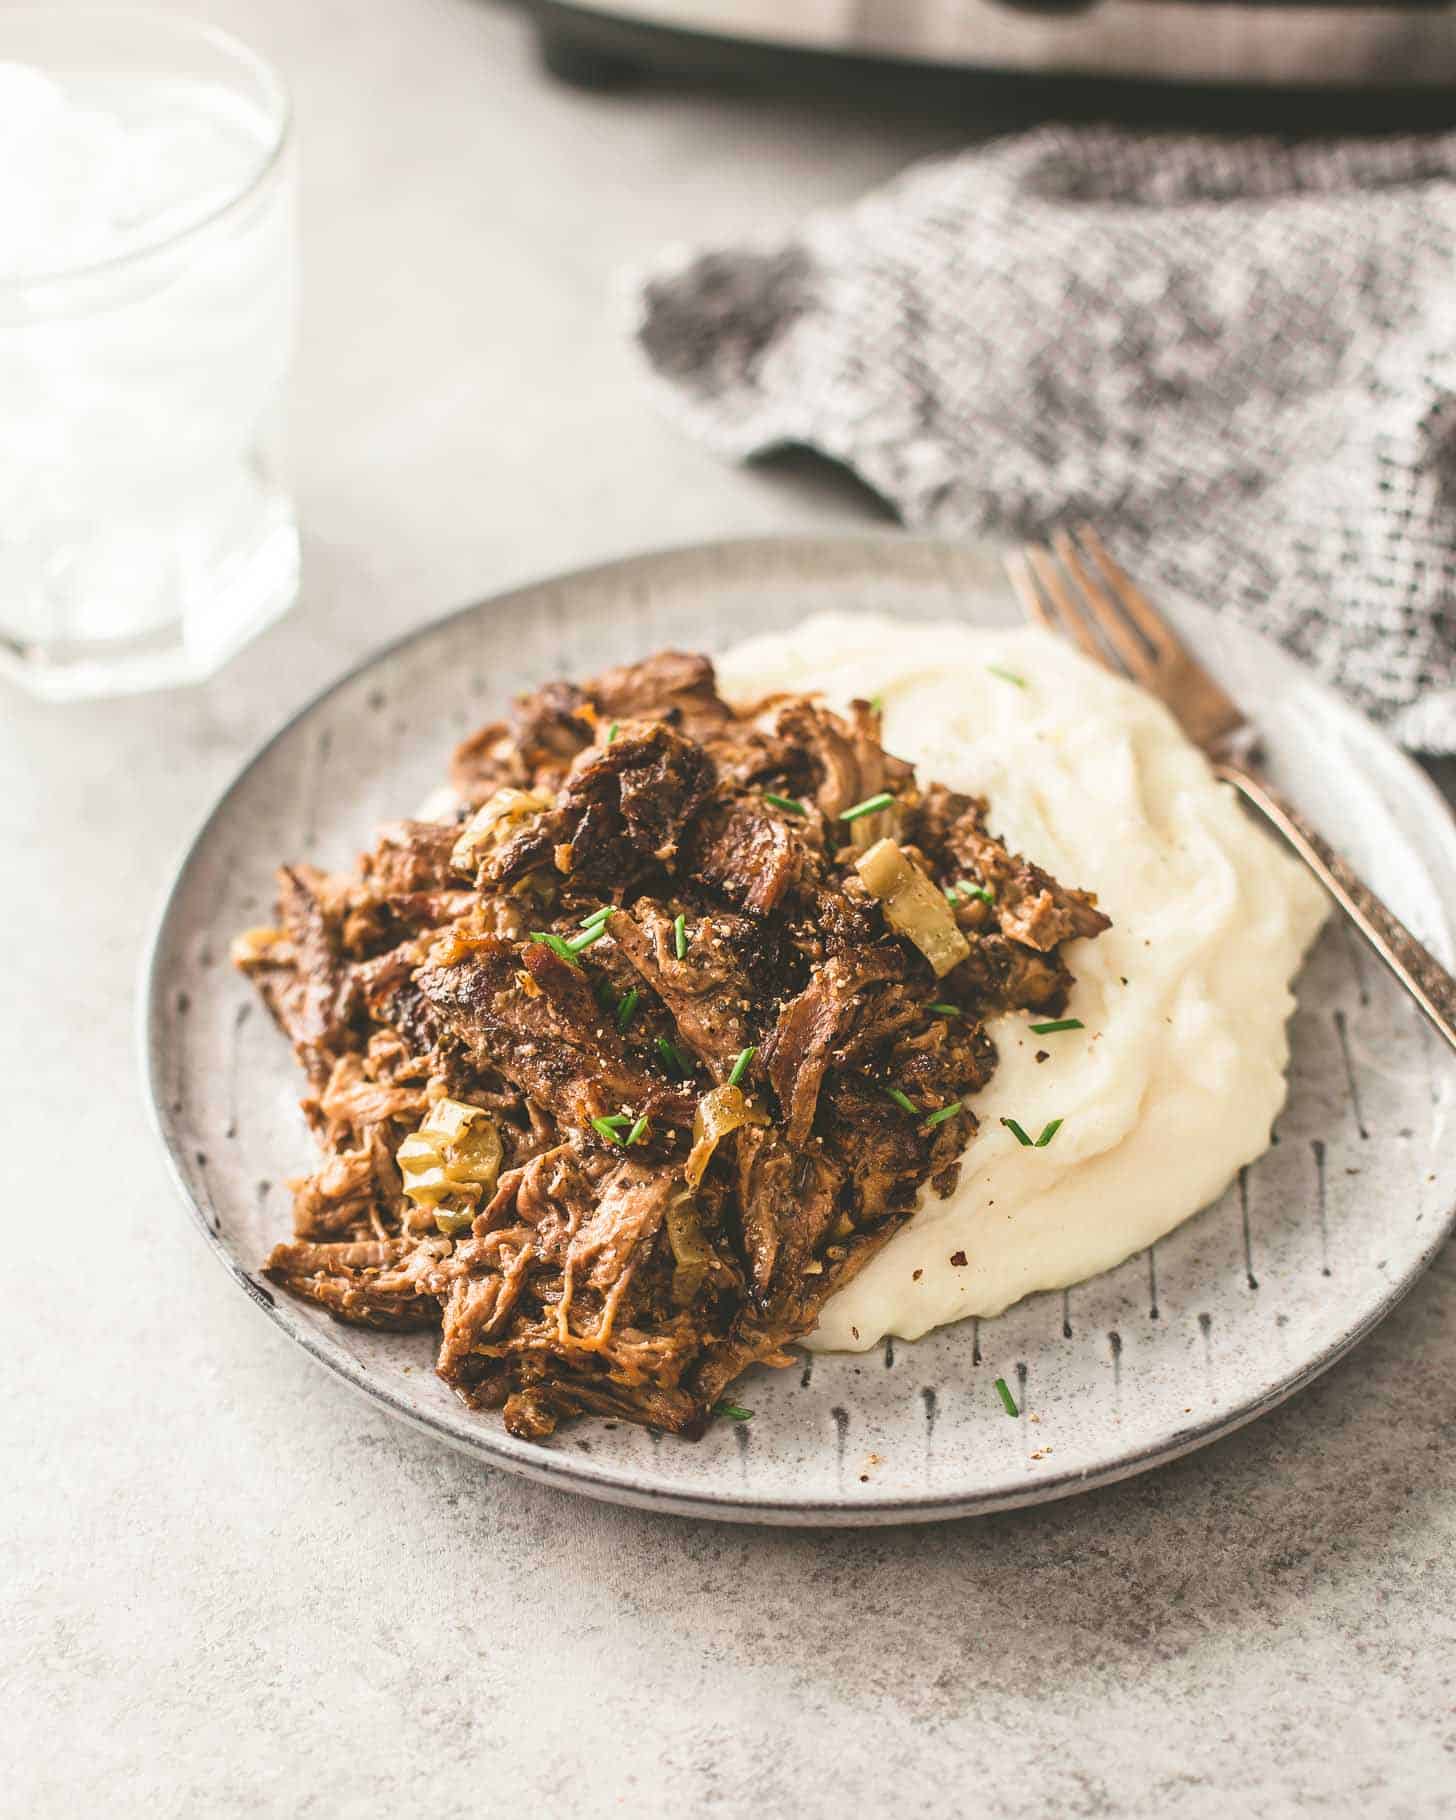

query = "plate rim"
[139, 530, 1456, 1525]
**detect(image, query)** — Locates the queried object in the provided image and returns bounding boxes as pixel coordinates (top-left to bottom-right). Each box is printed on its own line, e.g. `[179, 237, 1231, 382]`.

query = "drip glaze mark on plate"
[301, 726, 333, 853]
[1338, 916, 1371, 1008]
[1239, 1166, 1259, 1290]
[883, 1336, 895, 1369]
[226, 999, 251, 1139]
[831, 1406, 849, 1485]
[1147, 1245, 1160, 1320]
[1311, 1138, 1332, 1277]
[1061, 1289, 1073, 1339]
[1333, 1008, 1370, 1139]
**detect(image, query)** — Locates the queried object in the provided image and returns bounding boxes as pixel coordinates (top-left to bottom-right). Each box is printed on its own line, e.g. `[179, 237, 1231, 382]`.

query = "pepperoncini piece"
[396, 1097, 503, 1234]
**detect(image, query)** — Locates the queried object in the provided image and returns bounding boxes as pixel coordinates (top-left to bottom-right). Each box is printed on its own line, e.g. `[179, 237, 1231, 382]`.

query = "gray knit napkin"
[630, 127, 1456, 752]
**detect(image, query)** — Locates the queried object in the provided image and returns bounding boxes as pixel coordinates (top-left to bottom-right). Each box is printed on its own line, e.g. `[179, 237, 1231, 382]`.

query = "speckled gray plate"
[143, 534, 1456, 1524]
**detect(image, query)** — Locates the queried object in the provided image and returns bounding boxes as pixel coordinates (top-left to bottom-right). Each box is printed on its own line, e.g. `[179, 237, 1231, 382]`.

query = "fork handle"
[1217, 762, 1456, 1055]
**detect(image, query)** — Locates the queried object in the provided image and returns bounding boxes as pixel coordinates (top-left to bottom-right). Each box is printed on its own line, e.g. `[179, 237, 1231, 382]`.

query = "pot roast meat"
[241, 647, 1110, 1440]
[480, 721, 715, 891]
[414, 935, 698, 1133]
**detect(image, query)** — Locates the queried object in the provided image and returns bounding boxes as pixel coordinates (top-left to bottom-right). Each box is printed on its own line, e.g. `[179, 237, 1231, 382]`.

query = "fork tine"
[1051, 527, 1158, 681]
[1002, 550, 1057, 639]
[1070, 524, 1183, 661]
[1019, 545, 1105, 663]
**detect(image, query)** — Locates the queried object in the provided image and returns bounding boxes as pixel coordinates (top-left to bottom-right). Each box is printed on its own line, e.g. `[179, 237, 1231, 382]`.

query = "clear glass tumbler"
[0, 10, 297, 702]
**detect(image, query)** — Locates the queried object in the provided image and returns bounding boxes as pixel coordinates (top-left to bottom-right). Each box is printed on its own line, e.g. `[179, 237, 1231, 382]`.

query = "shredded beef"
[236, 648, 1109, 1440]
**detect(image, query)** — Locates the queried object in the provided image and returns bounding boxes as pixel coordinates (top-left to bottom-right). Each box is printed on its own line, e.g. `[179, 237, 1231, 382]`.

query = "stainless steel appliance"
[534, 0, 1456, 92]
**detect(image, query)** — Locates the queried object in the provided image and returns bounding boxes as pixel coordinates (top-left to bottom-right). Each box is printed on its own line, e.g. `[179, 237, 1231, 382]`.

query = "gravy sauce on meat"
[236, 641, 1109, 1438]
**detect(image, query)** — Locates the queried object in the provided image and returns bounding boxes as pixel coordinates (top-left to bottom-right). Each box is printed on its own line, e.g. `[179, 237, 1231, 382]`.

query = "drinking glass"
[0, 10, 297, 701]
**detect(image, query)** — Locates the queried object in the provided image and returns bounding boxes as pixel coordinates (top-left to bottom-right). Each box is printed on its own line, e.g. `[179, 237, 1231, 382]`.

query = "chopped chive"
[626, 1113, 650, 1146]
[763, 792, 807, 817]
[994, 1376, 1019, 1418]
[987, 664, 1027, 689]
[579, 905, 611, 929]
[1029, 1018, 1083, 1035]
[1001, 1117, 1034, 1147]
[841, 790, 895, 823]
[590, 1115, 627, 1144]
[886, 1087, 918, 1115]
[615, 987, 640, 1031]
[656, 1036, 692, 1076]
[924, 1100, 964, 1129]
[606, 721, 619, 744]
[1035, 1118, 1063, 1148]
[966, 884, 995, 905]
[944, 885, 960, 905]
[727, 1045, 757, 1087]
[529, 932, 579, 967]
[715, 1401, 753, 1422]
[673, 912, 688, 960]
[928, 1002, 960, 1017]
[566, 923, 607, 953]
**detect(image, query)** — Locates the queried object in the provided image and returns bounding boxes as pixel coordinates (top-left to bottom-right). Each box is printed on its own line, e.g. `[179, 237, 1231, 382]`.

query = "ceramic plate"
[143, 534, 1456, 1524]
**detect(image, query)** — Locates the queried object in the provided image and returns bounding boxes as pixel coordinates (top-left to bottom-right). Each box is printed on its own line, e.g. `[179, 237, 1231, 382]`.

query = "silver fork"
[1006, 524, 1456, 1055]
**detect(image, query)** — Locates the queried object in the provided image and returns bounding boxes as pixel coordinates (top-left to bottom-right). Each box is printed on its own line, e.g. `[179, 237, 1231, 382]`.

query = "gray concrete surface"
[5, 3, 1453, 1814]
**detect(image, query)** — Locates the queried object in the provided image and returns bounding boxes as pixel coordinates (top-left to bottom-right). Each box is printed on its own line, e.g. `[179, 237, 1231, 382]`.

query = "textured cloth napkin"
[631, 128, 1456, 751]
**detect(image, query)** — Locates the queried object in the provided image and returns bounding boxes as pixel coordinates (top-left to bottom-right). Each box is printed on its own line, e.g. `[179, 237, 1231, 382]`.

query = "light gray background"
[5, 3, 1453, 1814]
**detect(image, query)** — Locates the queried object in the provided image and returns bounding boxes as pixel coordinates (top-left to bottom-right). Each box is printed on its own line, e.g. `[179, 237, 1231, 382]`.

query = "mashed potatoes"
[717, 613, 1329, 1350]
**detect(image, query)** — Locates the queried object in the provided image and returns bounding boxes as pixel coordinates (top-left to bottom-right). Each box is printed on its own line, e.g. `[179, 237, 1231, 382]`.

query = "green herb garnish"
[841, 790, 895, 823]
[924, 1100, 964, 1129]
[886, 1087, 918, 1115]
[994, 1377, 1019, 1418]
[987, 665, 1027, 689]
[529, 932, 579, 966]
[591, 1114, 630, 1145]
[579, 905, 611, 929]
[868, 694, 884, 715]
[566, 923, 607, 954]
[966, 884, 995, 905]
[616, 987, 640, 1031]
[1002, 1116, 1062, 1147]
[715, 1401, 753, 1422]
[728, 1045, 756, 1087]
[944, 885, 960, 905]
[656, 1036, 692, 1076]
[763, 792, 807, 817]
[928, 1003, 960, 1017]
[626, 1113, 650, 1146]
[606, 721, 619, 744]
[673, 912, 688, 960]
[1029, 1018, 1083, 1035]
